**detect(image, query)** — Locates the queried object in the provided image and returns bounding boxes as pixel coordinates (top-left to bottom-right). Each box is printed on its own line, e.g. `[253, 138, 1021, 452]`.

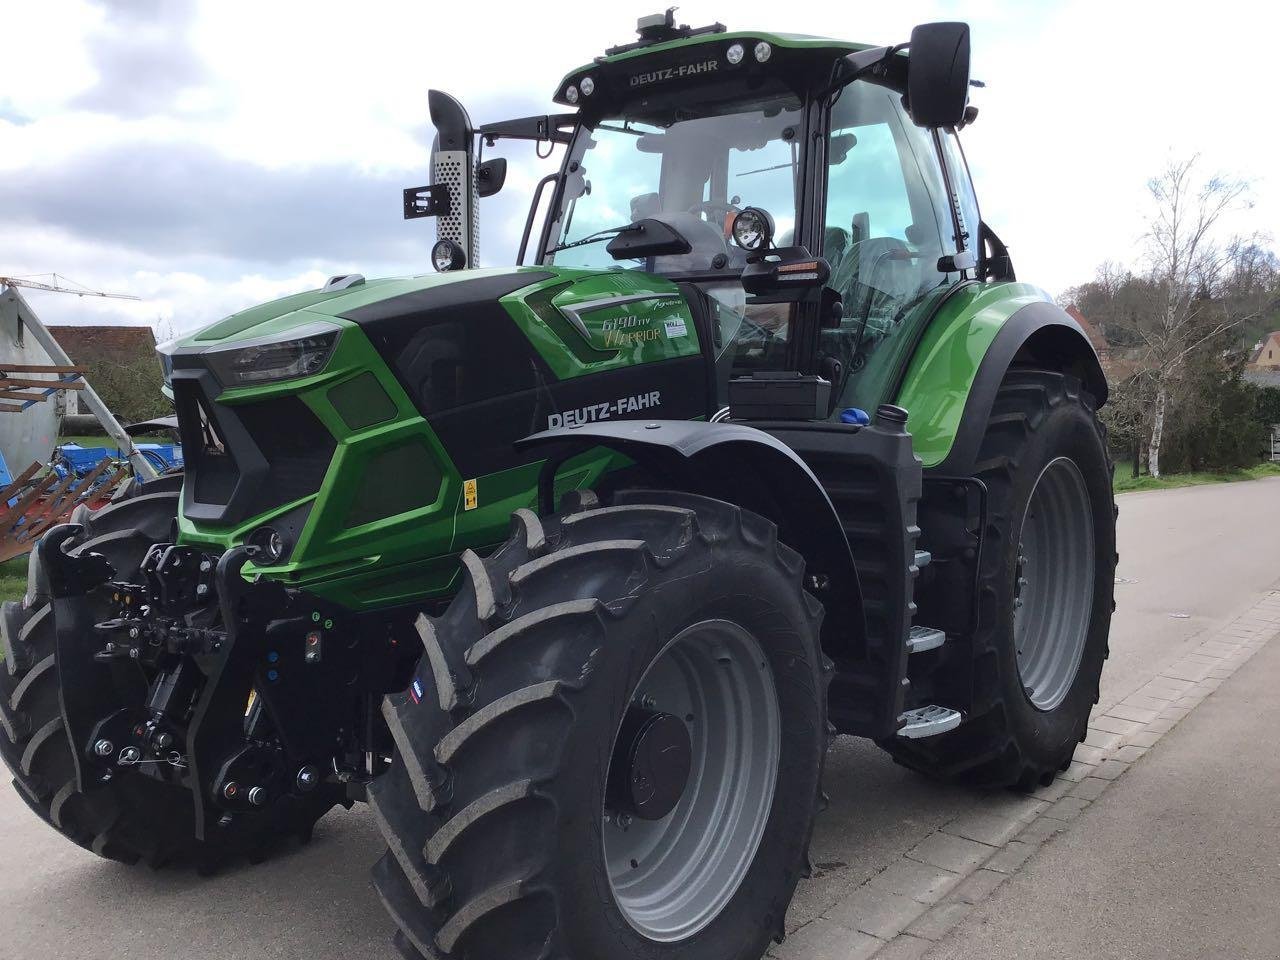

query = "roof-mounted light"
[754, 41, 772, 63]
[726, 42, 745, 65]
[565, 84, 579, 104]
[579, 76, 595, 96]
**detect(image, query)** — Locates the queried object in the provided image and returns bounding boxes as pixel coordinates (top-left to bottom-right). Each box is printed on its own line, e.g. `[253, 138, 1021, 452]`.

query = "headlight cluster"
[205, 327, 339, 387]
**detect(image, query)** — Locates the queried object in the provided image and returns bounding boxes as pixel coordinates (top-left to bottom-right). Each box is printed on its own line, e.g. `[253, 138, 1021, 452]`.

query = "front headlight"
[205, 327, 339, 387]
[156, 346, 175, 388]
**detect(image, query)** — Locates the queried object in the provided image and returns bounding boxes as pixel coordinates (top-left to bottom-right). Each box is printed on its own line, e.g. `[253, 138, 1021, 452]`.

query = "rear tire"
[370, 490, 830, 960]
[885, 369, 1116, 788]
[1, 486, 338, 867]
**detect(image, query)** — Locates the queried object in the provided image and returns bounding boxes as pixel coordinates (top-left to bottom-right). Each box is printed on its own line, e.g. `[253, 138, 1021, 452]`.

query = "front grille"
[235, 396, 336, 512]
[175, 369, 336, 525]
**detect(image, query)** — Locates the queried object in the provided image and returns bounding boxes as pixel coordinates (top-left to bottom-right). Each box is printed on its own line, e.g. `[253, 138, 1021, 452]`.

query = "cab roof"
[553, 27, 873, 109]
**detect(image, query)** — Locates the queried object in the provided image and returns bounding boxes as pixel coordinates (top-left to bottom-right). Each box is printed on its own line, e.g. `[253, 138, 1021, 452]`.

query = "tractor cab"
[413, 11, 1011, 421]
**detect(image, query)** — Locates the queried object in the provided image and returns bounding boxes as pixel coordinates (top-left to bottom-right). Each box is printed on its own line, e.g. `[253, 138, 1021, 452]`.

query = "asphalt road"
[926, 592, 1280, 960]
[3, 477, 1279, 959]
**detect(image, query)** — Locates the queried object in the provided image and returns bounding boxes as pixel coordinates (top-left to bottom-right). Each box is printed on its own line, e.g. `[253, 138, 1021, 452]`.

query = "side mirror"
[477, 157, 507, 198]
[907, 22, 970, 128]
[605, 218, 692, 259]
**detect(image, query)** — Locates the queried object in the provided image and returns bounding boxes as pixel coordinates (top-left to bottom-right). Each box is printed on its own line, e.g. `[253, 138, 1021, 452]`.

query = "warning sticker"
[463, 478, 478, 511]
[664, 316, 688, 338]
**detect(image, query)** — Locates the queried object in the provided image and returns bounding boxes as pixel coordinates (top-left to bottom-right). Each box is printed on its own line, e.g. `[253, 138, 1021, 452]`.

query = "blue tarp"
[0, 447, 14, 508]
[57, 443, 184, 478]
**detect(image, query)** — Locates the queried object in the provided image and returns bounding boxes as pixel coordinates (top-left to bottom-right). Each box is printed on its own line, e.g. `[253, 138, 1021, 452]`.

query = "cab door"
[817, 81, 966, 417]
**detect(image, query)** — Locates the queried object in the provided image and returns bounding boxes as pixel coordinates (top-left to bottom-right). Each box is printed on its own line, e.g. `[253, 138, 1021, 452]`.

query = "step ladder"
[896, 704, 963, 739]
[898, 549, 961, 737]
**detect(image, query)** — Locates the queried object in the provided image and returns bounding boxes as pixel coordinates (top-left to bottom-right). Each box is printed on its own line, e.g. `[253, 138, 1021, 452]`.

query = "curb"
[770, 590, 1280, 960]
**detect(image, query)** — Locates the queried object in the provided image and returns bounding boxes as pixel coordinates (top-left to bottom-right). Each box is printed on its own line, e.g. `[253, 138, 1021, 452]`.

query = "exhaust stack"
[427, 90, 478, 267]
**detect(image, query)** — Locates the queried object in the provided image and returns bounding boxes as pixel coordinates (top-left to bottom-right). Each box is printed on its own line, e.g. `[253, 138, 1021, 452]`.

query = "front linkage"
[37, 524, 411, 845]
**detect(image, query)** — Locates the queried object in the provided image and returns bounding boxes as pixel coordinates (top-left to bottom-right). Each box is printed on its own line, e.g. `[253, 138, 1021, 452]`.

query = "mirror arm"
[827, 43, 906, 95]
[479, 114, 576, 146]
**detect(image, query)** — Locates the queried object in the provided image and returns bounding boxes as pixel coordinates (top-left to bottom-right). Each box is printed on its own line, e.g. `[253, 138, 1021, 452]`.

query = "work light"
[731, 207, 775, 251]
[432, 239, 467, 272]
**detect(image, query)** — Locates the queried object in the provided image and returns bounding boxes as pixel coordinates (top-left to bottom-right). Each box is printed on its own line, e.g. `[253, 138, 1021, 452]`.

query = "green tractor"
[0, 13, 1114, 960]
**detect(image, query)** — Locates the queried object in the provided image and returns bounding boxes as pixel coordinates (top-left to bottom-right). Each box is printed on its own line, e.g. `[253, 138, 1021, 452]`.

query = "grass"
[1113, 461, 1280, 493]
[0, 556, 25, 605]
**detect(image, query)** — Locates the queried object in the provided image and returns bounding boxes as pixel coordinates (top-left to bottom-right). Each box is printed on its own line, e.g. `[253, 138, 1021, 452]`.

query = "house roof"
[1248, 331, 1280, 364]
[1064, 305, 1109, 354]
[48, 325, 157, 366]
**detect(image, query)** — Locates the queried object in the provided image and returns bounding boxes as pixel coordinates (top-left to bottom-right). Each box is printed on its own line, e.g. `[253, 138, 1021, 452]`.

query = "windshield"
[545, 90, 803, 275]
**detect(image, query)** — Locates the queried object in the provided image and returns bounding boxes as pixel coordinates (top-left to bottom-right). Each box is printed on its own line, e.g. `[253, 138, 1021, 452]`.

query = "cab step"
[906, 625, 946, 654]
[896, 704, 962, 739]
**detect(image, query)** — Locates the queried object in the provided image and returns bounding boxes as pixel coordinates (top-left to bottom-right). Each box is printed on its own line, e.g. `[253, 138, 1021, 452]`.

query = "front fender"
[515, 419, 865, 658]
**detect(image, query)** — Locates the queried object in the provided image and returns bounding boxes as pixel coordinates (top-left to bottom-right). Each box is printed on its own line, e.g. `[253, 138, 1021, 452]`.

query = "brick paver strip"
[1121, 694, 1171, 712]
[1091, 759, 1130, 780]
[779, 590, 1280, 960]
[1113, 744, 1148, 762]
[769, 917, 881, 960]
[1070, 743, 1107, 764]
[906, 833, 996, 873]
[1057, 759, 1097, 782]
[1082, 727, 1124, 750]
[1068, 777, 1109, 801]
[869, 858, 961, 904]
[871, 935, 935, 960]
[1107, 703, 1160, 723]
[1127, 730, 1162, 748]
[825, 885, 924, 940]
[981, 841, 1038, 875]
[904, 900, 972, 941]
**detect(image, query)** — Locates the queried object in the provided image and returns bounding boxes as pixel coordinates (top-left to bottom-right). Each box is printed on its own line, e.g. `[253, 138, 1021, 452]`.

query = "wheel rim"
[1014, 456, 1096, 711]
[603, 618, 781, 942]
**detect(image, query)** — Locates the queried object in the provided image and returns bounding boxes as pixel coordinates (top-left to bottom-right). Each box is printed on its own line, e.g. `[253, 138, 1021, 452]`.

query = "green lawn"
[0, 559, 25, 660]
[1114, 461, 1280, 493]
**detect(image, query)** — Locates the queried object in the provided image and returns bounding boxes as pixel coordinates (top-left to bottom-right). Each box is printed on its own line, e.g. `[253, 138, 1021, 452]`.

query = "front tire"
[370, 490, 830, 960]
[885, 369, 1116, 788]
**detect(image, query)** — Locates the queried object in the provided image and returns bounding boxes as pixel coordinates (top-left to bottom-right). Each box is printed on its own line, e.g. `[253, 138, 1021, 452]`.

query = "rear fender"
[896, 285, 1107, 474]
[515, 420, 866, 661]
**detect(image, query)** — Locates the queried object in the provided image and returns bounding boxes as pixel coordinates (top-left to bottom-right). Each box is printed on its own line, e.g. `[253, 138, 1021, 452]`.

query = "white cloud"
[3, 0, 1278, 333]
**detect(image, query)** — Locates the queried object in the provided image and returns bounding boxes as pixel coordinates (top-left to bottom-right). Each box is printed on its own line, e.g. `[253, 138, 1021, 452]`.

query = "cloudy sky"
[2, 0, 1276, 334]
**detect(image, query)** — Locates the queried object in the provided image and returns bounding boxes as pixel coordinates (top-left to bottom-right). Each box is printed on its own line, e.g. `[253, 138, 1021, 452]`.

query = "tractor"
[0, 13, 1114, 960]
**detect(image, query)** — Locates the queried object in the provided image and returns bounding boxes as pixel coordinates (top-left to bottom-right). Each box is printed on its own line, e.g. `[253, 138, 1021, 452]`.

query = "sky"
[1, 0, 1277, 335]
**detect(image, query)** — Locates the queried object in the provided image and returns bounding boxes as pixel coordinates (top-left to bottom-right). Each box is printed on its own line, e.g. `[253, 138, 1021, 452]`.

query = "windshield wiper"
[547, 223, 640, 255]
[736, 161, 795, 178]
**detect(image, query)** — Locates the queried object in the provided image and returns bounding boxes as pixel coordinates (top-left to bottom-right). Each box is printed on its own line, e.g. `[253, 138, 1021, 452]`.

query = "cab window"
[820, 81, 961, 415]
[938, 128, 980, 252]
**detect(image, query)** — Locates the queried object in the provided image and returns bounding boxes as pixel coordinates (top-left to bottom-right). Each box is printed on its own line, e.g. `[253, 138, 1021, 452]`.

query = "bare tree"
[1136, 157, 1260, 477]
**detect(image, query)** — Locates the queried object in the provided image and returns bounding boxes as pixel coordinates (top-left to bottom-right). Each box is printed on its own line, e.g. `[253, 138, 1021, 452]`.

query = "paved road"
[926, 596, 1280, 960]
[3, 477, 1279, 959]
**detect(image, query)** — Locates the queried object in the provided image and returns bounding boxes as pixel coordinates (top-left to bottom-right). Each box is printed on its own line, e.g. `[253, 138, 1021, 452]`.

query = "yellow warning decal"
[464, 478, 478, 511]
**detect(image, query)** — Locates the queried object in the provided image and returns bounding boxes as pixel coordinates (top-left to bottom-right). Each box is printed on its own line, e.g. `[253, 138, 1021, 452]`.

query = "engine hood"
[166, 268, 557, 351]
